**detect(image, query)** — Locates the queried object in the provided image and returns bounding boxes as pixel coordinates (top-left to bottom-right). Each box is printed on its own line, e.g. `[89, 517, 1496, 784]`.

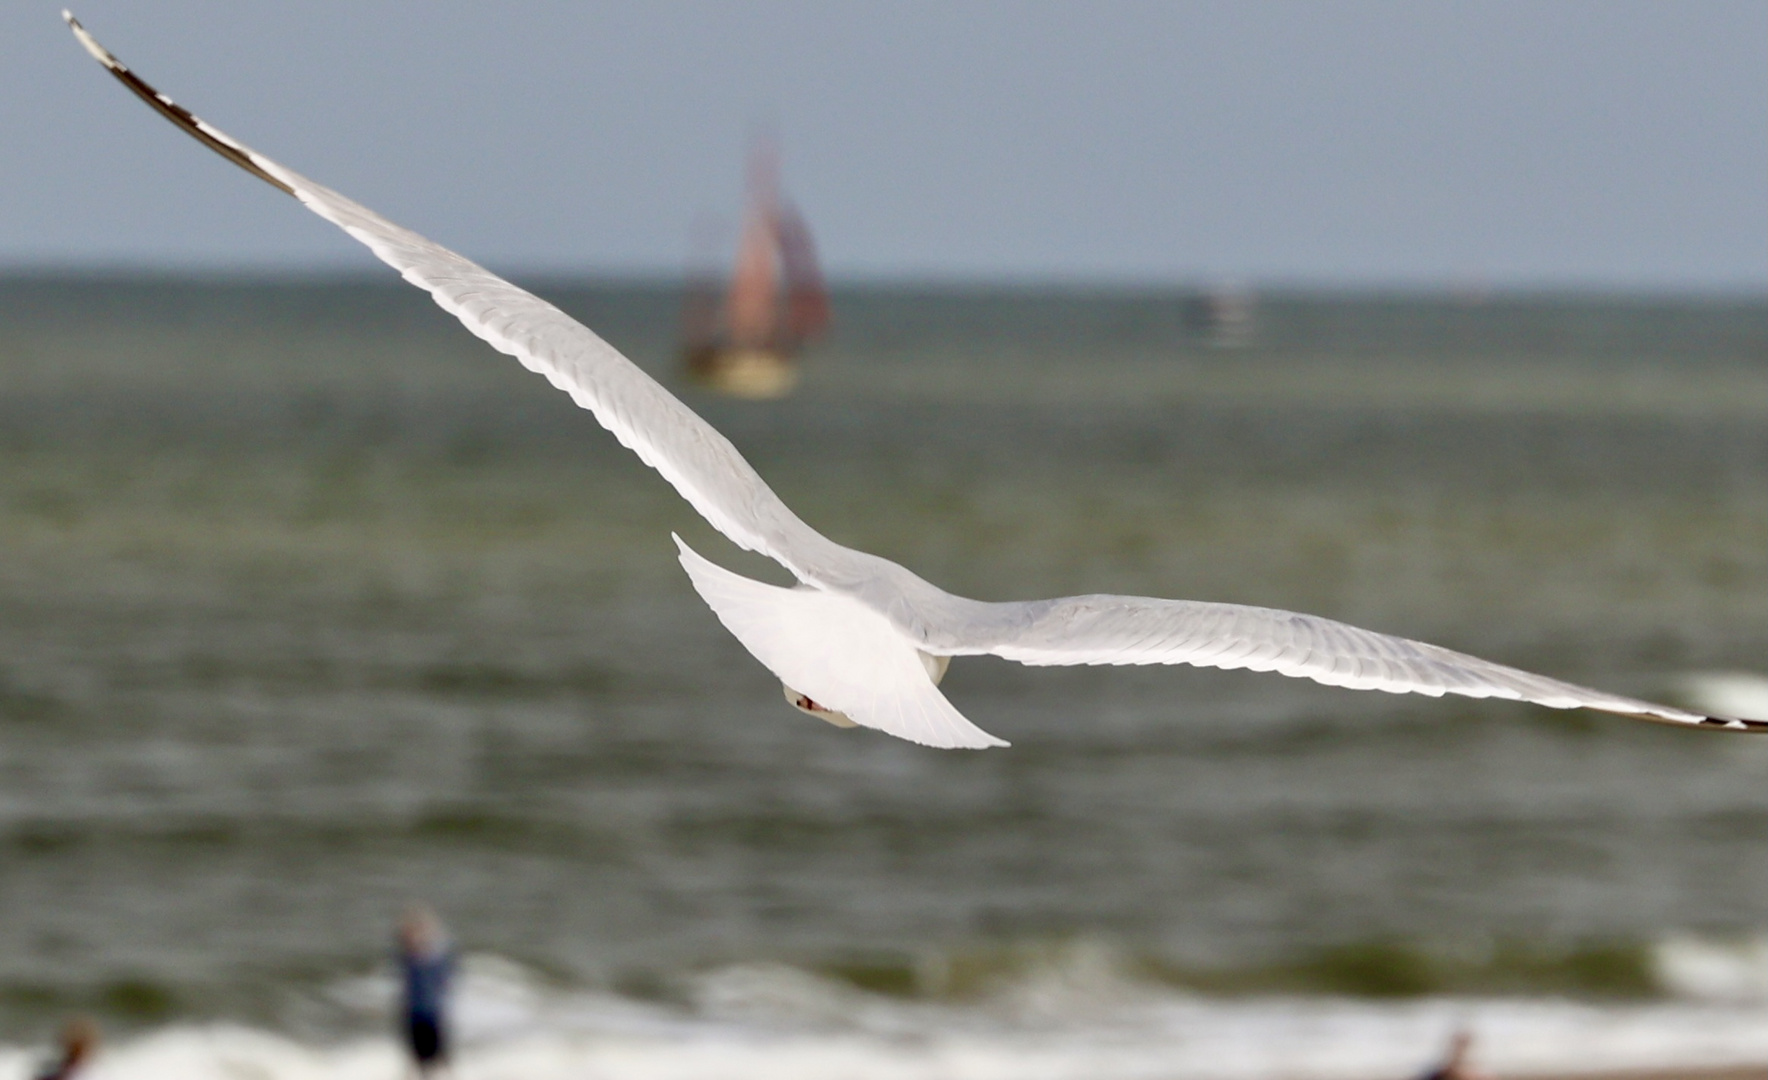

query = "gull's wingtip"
[60, 11, 298, 198]
[1612, 701, 1768, 733]
[1697, 714, 1768, 734]
[64, 10, 111, 66]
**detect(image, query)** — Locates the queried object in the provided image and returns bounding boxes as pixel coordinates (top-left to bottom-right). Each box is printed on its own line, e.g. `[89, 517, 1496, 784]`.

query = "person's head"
[399, 903, 446, 957]
[59, 1016, 99, 1066]
[1444, 1028, 1474, 1065]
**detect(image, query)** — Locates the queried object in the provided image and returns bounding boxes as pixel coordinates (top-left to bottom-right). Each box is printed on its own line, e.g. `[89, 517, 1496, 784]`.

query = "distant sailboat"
[1183, 282, 1256, 348]
[682, 146, 830, 399]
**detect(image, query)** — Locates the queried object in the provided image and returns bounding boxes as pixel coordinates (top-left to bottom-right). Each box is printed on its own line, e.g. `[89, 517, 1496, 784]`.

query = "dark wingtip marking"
[1695, 715, 1768, 734]
[65, 11, 296, 197]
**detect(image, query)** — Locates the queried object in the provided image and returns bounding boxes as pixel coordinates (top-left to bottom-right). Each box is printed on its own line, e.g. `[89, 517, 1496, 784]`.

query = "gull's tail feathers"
[674, 536, 1008, 750]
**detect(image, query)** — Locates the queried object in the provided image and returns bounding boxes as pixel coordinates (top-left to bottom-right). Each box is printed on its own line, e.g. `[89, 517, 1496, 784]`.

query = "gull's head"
[781, 652, 951, 730]
[784, 685, 857, 727]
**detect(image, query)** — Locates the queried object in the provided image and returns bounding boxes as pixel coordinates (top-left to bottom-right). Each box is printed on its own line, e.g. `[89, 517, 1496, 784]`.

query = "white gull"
[64, 13, 1768, 749]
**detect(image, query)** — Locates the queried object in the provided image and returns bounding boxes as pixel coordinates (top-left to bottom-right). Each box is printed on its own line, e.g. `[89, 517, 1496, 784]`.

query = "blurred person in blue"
[397, 903, 455, 1077]
[32, 1017, 97, 1080]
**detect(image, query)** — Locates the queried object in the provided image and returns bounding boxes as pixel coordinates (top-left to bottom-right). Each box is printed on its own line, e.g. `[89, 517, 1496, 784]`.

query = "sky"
[6, 1, 1765, 290]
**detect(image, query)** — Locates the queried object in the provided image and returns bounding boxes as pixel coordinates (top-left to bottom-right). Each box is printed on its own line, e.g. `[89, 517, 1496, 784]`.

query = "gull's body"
[65, 13, 1768, 748]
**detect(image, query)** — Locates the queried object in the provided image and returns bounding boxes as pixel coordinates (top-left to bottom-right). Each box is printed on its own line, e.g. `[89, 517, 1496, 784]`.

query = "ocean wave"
[1654, 935, 1768, 1003]
[5, 935, 1757, 1044]
[6, 940, 1768, 1076]
[7, 988, 1768, 1080]
[296, 942, 1768, 1033]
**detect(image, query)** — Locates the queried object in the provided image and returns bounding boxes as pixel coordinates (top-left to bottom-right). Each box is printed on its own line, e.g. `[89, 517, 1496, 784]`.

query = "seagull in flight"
[64, 12, 1767, 748]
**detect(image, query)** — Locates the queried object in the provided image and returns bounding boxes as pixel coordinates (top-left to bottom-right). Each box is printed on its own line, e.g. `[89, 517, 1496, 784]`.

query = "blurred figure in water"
[397, 903, 455, 1077]
[32, 1016, 97, 1080]
[1415, 1029, 1491, 1080]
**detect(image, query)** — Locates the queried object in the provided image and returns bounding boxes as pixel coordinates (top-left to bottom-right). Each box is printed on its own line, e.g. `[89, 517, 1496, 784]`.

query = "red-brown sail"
[776, 201, 829, 344]
[683, 143, 828, 398]
[723, 210, 782, 348]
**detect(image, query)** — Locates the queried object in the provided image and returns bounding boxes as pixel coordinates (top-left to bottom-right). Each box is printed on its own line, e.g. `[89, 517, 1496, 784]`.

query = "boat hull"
[685, 346, 800, 400]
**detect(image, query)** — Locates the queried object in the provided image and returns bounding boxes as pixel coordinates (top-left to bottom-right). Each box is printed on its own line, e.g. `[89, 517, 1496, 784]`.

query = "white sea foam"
[1655, 934, 1768, 1003]
[12, 952, 1768, 1080]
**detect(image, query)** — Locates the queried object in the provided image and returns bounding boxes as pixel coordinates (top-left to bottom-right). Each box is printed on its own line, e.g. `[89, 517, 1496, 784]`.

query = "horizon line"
[1, 264, 1764, 303]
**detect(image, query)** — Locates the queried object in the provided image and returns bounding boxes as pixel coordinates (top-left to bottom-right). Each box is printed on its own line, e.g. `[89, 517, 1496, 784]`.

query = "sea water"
[0, 277, 1766, 1077]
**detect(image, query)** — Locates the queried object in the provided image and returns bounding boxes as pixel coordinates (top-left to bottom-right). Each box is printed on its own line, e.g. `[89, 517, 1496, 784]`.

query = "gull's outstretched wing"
[975, 594, 1767, 732]
[62, 11, 872, 590]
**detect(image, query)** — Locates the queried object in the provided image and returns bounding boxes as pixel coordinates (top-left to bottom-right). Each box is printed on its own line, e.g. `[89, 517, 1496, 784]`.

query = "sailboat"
[682, 147, 830, 399]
